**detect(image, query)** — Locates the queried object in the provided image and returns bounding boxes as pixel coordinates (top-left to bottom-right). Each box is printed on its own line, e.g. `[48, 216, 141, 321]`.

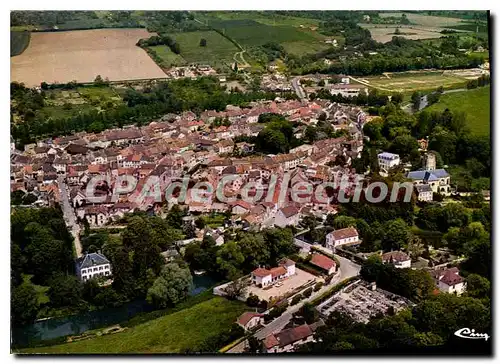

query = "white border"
[3, 2, 498, 364]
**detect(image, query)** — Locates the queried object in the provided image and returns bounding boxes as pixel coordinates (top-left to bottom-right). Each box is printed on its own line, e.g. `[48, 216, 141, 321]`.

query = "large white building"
[77, 252, 112, 282]
[251, 258, 295, 287]
[377, 152, 400, 172]
[407, 169, 451, 195]
[325, 227, 359, 250]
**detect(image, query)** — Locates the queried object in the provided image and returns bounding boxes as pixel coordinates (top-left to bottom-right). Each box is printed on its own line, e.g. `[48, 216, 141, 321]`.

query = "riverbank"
[17, 296, 247, 354]
[11, 275, 219, 349]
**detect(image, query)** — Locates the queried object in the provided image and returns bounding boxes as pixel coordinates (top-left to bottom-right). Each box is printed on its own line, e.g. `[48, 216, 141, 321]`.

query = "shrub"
[291, 294, 302, 306]
[303, 287, 313, 298]
[246, 294, 260, 307]
[314, 282, 324, 292]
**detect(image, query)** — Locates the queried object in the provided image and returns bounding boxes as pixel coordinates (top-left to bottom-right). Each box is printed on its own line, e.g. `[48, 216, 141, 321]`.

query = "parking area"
[316, 280, 413, 323]
[247, 268, 318, 302]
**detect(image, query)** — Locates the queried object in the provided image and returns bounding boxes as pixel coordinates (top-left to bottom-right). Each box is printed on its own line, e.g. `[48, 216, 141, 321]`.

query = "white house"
[77, 252, 112, 282]
[433, 268, 466, 295]
[377, 152, 400, 172]
[310, 253, 336, 275]
[251, 258, 295, 288]
[382, 251, 411, 269]
[237, 312, 264, 331]
[415, 184, 433, 202]
[325, 227, 359, 249]
[274, 206, 300, 227]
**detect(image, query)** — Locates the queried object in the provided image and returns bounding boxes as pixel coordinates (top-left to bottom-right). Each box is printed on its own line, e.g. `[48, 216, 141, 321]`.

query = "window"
[81, 269, 86, 274]
[94, 268, 98, 272]
[99, 266, 103, 271]
[105, 265, 109, 269]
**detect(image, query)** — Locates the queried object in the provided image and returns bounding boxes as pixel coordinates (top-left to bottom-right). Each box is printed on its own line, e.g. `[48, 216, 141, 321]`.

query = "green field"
[19, 296, 247, 354]
[355, 71, 470, 93]
[171, 30, 239, 67]
[426, 86, 490, 136]
[149, 45, 187, 67]
[11, 31, 31, 56]
[203, 11, 321, 27]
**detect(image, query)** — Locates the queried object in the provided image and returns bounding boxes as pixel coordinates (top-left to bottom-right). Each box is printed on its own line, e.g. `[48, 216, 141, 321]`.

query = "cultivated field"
[378, 12, 466, 27]
[352, 71, 471, 93]
[171, 30, 238, 67]
[149, 45, 187, 67]
[426, 86, 490, 136]
[359, 24, 443, 43]
[11, 28, 167, 87]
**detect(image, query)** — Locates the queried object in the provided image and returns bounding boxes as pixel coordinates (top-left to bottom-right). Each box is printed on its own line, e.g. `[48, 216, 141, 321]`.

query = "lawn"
[378, 12, 466, 27]
[171, 30, 239, 67]
[148, 45, 186, 67]
[11, 31, 31, 56]
[19, 297, 247, 354]
[426, 86, 490, 136]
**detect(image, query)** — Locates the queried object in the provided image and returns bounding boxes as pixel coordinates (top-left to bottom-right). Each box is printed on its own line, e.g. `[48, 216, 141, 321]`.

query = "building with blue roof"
[76, 252, 112, 282]
[406, 168, 451, 196]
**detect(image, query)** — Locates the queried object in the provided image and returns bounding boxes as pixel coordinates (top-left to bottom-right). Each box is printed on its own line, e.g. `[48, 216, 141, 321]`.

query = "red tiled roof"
[440, 270, 464, 286]
[252, 267, 271, 278]
[270, 266, 287, 278]
[237, 312, 264, 327]
[310, 253, 336, 271]
[329, 227, 358, 240]
[264, 334, 279, 349]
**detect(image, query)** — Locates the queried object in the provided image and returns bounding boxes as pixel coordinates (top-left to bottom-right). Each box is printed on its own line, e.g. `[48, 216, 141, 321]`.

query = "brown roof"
[269, 266, 287, 278]
[279, 258, 295, 268]
[440, 269, 464, 286]
[382, 251, 410, 263]
[275, 324, 313, 347]
[237, 312, 264, 327]
[310, 253, 336, 271]
[252, 267, 271, 278]
[279, 206, 299, 218]
[264, 334, 280, 349]
[329, 227, 358, 241]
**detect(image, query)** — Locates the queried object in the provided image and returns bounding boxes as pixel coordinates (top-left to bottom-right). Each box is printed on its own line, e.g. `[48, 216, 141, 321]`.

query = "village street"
[227, 253, 360, 353]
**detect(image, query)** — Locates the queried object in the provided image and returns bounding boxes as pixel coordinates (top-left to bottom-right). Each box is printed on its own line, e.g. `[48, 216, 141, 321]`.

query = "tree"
[465, 274, 490, 299]
[247, 336, 261, 353]
[291, 294, 303, 306]
[146, 263, 193, 309]
[411, 91, 422, 111]
[199, 38, 207, 47]
[47, 273, 83, 308]
[246, 294, 260, 307]
[11, 282, 39, 325]
[297, 302, 318, 324]
[216, 241, 245, 279]
[224, 278, 248, 300]
[407, 235, 424, 262]
[381, 218, 410, 252]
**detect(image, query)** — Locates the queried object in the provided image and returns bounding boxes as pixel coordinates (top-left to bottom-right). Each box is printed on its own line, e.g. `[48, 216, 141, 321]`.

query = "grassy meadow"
[426, 86, 490, 136]
[19, 296, 247, 354]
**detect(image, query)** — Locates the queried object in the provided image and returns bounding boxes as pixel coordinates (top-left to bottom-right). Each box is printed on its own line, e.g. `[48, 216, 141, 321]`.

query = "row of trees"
[11, 78, 281, 147]
[137, 35, 181, 54]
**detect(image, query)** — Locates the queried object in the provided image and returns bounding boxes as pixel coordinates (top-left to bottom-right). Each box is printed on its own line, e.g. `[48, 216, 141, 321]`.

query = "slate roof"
[78, 252, 110, 269]
[415, 184, 433, 193]
[407, 169, 449, 182]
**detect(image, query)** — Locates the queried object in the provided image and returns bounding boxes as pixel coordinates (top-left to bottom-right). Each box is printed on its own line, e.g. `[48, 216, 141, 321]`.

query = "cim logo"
[454, 328, 490, 341]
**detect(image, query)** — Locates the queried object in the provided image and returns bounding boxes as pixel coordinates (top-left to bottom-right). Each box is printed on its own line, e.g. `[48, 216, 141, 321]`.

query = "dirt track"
[11, 28, 167, 87]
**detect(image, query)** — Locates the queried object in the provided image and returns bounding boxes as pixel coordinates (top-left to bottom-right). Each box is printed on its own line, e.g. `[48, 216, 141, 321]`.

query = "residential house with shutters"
[325, 227, 359, 250]
[77, 252, 112, 282]
[431, 267, 467, 295]
[263, 321, 324, 353]
[382, 251, 411, 269]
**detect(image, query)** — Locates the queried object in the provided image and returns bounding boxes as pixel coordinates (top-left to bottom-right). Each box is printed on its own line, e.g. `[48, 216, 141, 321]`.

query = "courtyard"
[247, 268, 318, 302]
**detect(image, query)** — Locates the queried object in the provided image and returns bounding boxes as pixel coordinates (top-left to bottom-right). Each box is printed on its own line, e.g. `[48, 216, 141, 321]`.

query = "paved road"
[58, 176, 82, 258]
[227, 251, 360, 353]
[291, 77, 307, 100]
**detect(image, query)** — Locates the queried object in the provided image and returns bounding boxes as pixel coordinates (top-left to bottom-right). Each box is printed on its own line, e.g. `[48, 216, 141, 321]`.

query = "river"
[11, 275, 217, 347]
